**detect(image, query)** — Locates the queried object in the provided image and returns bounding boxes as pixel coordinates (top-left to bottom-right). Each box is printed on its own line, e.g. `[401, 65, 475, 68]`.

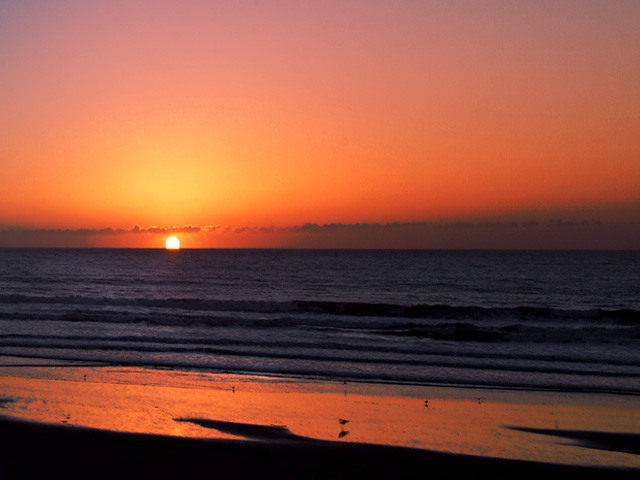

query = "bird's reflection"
[338, 418, 350, 439]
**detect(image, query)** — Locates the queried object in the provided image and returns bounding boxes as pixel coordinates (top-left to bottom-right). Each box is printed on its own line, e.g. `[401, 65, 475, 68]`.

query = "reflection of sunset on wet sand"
[1, 360, 638, 470]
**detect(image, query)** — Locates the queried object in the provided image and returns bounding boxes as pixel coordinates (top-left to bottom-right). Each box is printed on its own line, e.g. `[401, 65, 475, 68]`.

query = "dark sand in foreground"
[1, 415, 637, 480]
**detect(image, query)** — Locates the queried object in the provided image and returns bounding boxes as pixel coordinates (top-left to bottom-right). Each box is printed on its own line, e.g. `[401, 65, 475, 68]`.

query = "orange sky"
[1, 1, 639, 248]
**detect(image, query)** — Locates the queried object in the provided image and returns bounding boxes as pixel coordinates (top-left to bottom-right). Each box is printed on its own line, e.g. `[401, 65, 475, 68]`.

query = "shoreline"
[1, 356, 639, 476]
[2, 352, 638, 398]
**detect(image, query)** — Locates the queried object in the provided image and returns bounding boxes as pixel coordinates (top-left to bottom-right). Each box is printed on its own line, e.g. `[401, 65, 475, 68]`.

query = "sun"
[165, 236, 180, 250]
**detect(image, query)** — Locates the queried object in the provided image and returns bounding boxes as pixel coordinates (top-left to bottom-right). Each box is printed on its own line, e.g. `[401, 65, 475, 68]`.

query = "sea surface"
[0, 249, 638, 395]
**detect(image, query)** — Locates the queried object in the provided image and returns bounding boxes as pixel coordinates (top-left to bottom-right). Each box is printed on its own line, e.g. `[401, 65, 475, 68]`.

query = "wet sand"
[1, 356, 639, 478]
[2, 415, 638, 480]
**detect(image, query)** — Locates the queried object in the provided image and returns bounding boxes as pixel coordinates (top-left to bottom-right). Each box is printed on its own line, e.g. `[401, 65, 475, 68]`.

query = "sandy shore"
[1, 356, 639, 478]
[2, 415, 637, 480]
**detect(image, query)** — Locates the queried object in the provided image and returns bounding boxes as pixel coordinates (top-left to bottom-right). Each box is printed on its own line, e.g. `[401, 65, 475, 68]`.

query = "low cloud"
[275, 219, 639, 249]
[1, 217, 638, 249]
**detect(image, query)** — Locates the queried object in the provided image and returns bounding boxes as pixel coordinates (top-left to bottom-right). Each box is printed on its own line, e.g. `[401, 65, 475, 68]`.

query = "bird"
[339, 418, 349, 426]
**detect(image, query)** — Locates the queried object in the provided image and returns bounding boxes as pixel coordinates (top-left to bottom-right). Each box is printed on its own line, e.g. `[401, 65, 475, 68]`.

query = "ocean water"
[0, 249, 638, 394]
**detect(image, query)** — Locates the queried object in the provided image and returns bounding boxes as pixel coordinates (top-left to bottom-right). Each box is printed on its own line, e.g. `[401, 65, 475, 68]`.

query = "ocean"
[0, 249, 638, 395]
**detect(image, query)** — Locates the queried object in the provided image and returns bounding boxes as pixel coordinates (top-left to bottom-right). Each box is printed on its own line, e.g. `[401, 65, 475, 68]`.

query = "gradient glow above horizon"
[1, 1, 639, 248]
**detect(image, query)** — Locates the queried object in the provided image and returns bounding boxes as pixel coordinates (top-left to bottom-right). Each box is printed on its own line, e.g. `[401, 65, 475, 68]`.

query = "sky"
[1, 0, 639, 248]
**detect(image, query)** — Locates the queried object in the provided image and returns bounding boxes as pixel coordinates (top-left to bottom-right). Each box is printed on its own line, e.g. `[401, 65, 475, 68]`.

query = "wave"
[1, 310, 639, 345]
[2, 341, 637, 378]
[1, 342, 638, 395]
[1, 294, 638, 325]
[2, 332, 639, 368]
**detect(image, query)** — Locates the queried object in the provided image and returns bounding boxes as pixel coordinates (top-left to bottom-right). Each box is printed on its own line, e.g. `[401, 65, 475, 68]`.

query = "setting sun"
[165, 236, 180, 250]
[0, 2, 638, 251]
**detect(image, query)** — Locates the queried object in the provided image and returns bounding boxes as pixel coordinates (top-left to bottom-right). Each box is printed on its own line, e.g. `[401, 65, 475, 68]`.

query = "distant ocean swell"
[0, 296, 638, 349]
[1, 294, 638, 324]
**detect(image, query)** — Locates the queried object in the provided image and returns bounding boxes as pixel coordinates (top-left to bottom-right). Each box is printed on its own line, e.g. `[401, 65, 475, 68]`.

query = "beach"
[3, 415, 637, 480]
[1, 250, 638, 478]
[1, 356, 638, 479]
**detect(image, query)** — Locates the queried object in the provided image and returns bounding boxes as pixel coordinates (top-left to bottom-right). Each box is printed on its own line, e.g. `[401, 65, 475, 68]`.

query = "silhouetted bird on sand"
[339, 419, 349, 426]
